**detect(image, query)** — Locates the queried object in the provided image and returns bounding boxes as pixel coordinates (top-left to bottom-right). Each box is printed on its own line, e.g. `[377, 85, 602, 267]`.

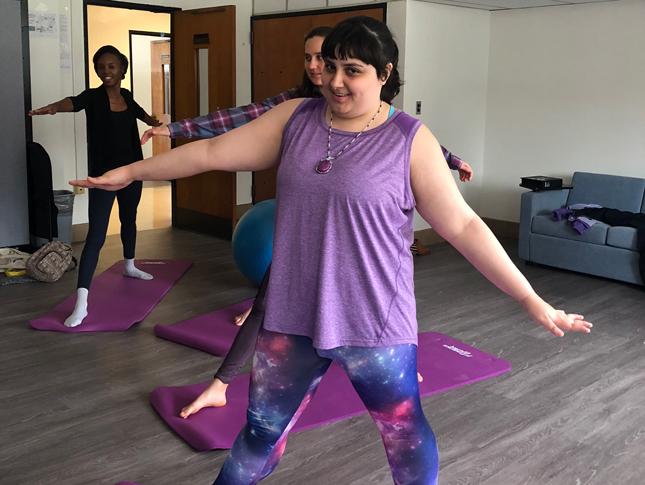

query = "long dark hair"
[296, 26, 332, 98]
[321, 16, 402, 103]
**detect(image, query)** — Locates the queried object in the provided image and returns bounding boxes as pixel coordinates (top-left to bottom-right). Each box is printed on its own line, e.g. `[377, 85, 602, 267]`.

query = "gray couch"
[519, 171, 645, 285]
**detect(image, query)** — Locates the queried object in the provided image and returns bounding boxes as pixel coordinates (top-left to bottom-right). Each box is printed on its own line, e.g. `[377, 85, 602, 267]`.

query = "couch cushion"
[531, 215, 608, 245]
[606, 226, 639, 251]
[567, 172, 645, 213]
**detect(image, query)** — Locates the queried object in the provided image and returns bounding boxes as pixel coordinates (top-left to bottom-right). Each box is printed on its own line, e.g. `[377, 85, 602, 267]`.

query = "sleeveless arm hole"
[277, 98, 323, 169]
[394, 112, 422, 211]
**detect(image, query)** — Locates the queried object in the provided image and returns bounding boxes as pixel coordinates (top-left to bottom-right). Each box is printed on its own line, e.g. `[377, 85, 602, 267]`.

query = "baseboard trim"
[482, 217, 519, 239]
[234, 203, 253, 226]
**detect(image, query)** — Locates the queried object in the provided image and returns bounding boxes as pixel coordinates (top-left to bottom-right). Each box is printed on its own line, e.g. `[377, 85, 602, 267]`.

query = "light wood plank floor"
[1, 228, 644, 485]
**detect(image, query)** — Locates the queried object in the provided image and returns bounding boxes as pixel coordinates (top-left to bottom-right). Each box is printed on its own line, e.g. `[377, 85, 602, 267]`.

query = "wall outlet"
[416, 101, 422, 115]
[73, 186, 86, 195]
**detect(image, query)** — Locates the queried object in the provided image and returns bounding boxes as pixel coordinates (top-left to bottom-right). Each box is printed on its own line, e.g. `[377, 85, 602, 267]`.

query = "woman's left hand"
[70, 166, 135, 191]
[521, 293, 593, 337]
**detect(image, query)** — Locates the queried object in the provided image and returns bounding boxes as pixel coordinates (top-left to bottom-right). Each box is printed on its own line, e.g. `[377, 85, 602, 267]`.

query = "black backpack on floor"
[26, 141, 58, 240]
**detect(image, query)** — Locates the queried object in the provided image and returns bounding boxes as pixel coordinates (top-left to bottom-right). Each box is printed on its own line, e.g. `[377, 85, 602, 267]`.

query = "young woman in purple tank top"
[139, 26, 472, 413]
[73, 16, 592, 485]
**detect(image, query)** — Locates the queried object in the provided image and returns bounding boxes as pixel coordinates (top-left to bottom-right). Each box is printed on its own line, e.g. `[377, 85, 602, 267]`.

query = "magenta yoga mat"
[150, 331, 511, 451]
[29, 260, 192, 333]
[154, 299, 254, 355]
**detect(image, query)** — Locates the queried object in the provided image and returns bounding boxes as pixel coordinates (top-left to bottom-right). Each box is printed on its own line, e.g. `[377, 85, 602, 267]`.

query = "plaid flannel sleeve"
[167, 88, 298, 139]
[441, 145, 464, 171]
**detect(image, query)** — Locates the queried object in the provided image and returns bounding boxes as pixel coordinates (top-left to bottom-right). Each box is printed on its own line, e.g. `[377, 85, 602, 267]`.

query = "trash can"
[53, 190, 74, 244]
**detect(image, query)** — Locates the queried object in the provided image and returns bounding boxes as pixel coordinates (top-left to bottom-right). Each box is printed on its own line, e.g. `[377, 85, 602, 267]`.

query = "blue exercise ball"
[232, 199, 275, 286]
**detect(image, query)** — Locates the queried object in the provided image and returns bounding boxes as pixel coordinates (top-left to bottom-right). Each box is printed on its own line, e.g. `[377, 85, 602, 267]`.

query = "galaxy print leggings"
[213, 328, 438, 485]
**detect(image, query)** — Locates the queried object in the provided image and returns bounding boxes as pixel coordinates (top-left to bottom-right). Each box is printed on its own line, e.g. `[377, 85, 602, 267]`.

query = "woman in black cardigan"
[30, 45, 160, 327]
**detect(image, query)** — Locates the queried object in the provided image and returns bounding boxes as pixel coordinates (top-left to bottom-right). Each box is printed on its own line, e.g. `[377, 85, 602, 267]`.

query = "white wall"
[402, 1, 491, 230]
[29, 0, 79, 216]
[253, 0, 385, 15]
[482, 0, 645, 223]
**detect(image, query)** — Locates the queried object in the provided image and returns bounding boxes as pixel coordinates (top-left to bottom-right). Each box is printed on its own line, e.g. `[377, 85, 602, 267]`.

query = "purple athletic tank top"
[263, 98, 422, 349]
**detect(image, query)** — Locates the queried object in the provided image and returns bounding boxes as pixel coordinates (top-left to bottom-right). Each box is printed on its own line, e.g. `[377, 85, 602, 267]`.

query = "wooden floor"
[1, 228, 644, 485]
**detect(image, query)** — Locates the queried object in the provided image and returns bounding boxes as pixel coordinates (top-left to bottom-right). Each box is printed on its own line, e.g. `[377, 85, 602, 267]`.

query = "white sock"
[64, 288, 89, 328]
[123, 258, 153, 280]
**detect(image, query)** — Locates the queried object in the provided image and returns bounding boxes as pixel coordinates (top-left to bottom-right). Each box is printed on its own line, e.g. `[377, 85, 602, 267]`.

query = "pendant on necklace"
[315, 157, 333, 174]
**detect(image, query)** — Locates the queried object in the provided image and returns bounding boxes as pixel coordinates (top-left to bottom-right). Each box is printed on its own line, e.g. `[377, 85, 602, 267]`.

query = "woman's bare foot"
[233, 305, 253, 326]
[180, 378, 229, 418]
[417, 372, 423, 383]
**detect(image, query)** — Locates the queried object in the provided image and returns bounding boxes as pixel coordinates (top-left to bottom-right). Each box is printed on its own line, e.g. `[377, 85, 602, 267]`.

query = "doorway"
[85, 1, 173, 235]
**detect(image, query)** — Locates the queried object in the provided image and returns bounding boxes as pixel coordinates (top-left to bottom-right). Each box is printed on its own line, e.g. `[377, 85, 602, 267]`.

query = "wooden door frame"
[249, 3, 387, 203]
[149, 39, 172, 158]
[83, 1, 178, 90]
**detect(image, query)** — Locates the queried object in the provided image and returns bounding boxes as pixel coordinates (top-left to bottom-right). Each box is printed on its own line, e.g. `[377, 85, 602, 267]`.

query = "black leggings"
[574, 207, 645, 285]
[77, 182, 143, 289]
[214, 265, 271, 383]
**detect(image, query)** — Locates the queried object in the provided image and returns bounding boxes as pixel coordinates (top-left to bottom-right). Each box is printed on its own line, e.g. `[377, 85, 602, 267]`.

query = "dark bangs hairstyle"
[321, 16, 402, 104]
[297, 26, 333, 97]
[92, 45, 129, 80]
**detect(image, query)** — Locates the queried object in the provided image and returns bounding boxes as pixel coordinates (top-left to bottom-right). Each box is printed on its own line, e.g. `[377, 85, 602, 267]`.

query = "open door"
[171, 6, 236, 239]
[251, 5, 386, 203]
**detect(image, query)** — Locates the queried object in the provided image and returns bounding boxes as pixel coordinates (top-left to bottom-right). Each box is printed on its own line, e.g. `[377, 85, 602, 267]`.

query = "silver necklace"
[315, 101, 383, 174]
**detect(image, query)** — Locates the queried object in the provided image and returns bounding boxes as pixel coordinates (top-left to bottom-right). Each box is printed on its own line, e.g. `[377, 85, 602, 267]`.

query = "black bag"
[26, 141, 58, 239]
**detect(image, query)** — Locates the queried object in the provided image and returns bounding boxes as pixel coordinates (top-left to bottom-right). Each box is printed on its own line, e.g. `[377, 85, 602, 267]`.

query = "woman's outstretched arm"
[409, 124, 592, 337]
[71, 99, 303, 191]
[28, 97, 74, 116]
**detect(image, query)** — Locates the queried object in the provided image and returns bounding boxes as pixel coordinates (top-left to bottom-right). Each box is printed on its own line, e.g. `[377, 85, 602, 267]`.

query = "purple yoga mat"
[29, 260, 192, 333]
[150, 332, 511, 451]
[154, 299, 254, 355]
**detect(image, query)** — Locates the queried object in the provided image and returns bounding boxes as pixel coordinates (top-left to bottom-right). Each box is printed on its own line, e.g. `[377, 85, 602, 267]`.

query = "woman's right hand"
[141, 125, 171, 145]
[69, 165, 135, 191]
[180, 378, 229, 418]
[28, 105, 57, 116]
[458, 161, 474, 182]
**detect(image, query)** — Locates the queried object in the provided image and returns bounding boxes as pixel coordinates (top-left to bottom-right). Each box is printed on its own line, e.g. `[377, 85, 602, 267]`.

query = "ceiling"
[417, 0, 619, 11]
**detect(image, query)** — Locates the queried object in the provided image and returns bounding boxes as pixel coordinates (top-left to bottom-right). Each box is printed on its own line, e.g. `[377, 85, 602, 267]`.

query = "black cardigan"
[69, 86, 146, 176]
